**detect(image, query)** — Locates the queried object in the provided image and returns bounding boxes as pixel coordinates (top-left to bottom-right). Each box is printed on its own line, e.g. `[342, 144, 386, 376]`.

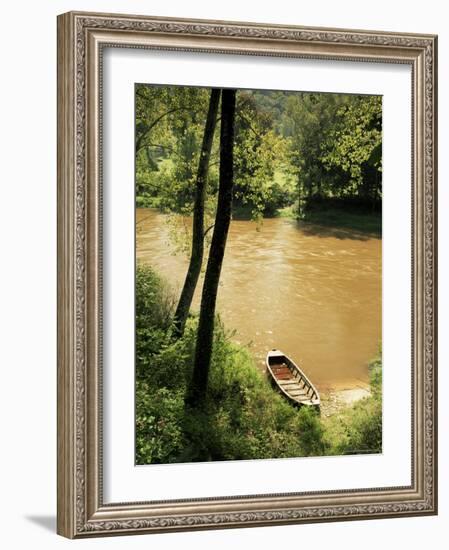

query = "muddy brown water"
[136, 209, 381, 391]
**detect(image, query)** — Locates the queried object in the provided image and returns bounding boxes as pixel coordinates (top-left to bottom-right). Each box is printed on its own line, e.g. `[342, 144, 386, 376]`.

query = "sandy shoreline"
[319, 386, 371, 417]
[258, 358, 372, 416]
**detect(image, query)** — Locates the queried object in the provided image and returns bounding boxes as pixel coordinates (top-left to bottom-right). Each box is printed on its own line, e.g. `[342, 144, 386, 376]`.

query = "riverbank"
[136, 264, 383, 464]
[228, 202, 381, 238]
[320, 386, 371, 418]
[303, 209, 381, 237]
[137, 208, 382, 390]
[277, 205, 381, 237]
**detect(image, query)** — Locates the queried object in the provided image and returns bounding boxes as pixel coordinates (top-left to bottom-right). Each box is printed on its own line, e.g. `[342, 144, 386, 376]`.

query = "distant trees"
[283, 92, 382, 214]
[136, 85, 382, 221]
[233, 92, 292, 219]
[320, 96, 382, 208]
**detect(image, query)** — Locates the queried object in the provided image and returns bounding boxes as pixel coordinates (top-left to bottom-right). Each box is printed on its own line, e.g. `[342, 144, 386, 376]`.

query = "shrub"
[323, 352, 382, 455]
[135, 382, 185, 464]
[342, 397, 382, 454]
[143, 319, 197, 390]
[136, 264, 175, 331]
[293, 407, 328, 456]
[136, 264, 176, 377]
[135, 264, 382, 464]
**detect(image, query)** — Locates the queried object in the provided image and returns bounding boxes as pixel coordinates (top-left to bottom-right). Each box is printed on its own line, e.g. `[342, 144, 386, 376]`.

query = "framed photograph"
[57, 11, 438, 538]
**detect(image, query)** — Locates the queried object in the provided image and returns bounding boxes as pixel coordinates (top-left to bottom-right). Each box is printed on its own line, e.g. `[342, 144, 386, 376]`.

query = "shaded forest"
[136, 85, 382, 224]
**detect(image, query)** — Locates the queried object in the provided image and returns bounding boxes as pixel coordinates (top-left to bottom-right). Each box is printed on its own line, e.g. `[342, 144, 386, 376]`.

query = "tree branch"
[203, 224, 215, 238]
[237, 111, 262, 139]
[136, 107, 191, 152]
[137, 143, 185, 161]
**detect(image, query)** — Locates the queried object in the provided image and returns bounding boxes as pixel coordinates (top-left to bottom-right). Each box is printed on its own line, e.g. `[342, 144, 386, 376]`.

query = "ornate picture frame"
[57, 11, 437, 538]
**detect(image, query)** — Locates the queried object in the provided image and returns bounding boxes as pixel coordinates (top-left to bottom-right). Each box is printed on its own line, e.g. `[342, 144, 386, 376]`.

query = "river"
[136, 209, 381, 392]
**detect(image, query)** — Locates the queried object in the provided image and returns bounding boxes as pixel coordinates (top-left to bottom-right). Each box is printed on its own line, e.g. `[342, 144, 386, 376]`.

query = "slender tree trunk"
[185, 88, 236, 408]
[172, 89, 221, 337]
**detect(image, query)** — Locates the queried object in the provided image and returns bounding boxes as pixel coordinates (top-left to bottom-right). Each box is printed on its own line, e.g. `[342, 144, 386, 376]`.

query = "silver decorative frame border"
[57, 11, 437, 538]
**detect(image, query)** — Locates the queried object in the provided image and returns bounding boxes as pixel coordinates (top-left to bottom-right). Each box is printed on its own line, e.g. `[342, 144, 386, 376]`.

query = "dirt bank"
[319, 385, 371, 417]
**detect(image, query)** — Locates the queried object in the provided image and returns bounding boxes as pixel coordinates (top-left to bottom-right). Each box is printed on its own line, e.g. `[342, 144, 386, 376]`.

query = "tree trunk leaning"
[186, 88, 236, 407]
[173, 89, 221, 337]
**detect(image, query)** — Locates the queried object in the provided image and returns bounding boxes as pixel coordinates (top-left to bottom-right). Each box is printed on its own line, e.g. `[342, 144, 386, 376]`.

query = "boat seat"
[268, 353, 320, 408]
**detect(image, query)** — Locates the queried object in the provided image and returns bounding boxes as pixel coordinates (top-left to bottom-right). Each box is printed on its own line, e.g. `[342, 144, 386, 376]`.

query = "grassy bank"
[136, 264, 382, 464]
[322, 353, 382, 455]
[277, 205, 381, 237]
[302, 208, 381, 237]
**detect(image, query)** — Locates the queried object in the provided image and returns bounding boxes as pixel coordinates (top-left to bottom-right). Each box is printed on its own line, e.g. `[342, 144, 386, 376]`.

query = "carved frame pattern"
[57, 11, 437, 538]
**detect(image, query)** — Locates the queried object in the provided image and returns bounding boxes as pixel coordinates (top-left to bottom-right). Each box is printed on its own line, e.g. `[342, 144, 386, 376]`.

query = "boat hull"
[266, 349, 320, 408]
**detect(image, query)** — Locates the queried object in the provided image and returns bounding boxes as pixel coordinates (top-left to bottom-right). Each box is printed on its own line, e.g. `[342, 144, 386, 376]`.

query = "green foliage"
[323, 352, 382, 455]
[135, 266, 383, 465]
[293, 407, 328, 456]
[344, 397, 382, 454]
[135, 264, 175, 366]
[321, 96, 382, 200]
[233, 92, 293, 219]
[140, 320, 197, 390]
[204, 330, 301, 460]
[284, 92, 382, 216]
[285, 92, 345, 206]
[135, 84, 219, 213]
[135, 85, 382, 231]
[136, 383, 185, 464]
[136, 264, 174, 329]
[369, 352, 382, 399]
[300, 207, 382, 236]
[135, 158, 175, 209]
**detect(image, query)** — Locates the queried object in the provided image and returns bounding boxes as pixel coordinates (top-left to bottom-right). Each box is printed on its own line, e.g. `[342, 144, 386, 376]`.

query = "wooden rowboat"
[266, 349, 320, 408]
